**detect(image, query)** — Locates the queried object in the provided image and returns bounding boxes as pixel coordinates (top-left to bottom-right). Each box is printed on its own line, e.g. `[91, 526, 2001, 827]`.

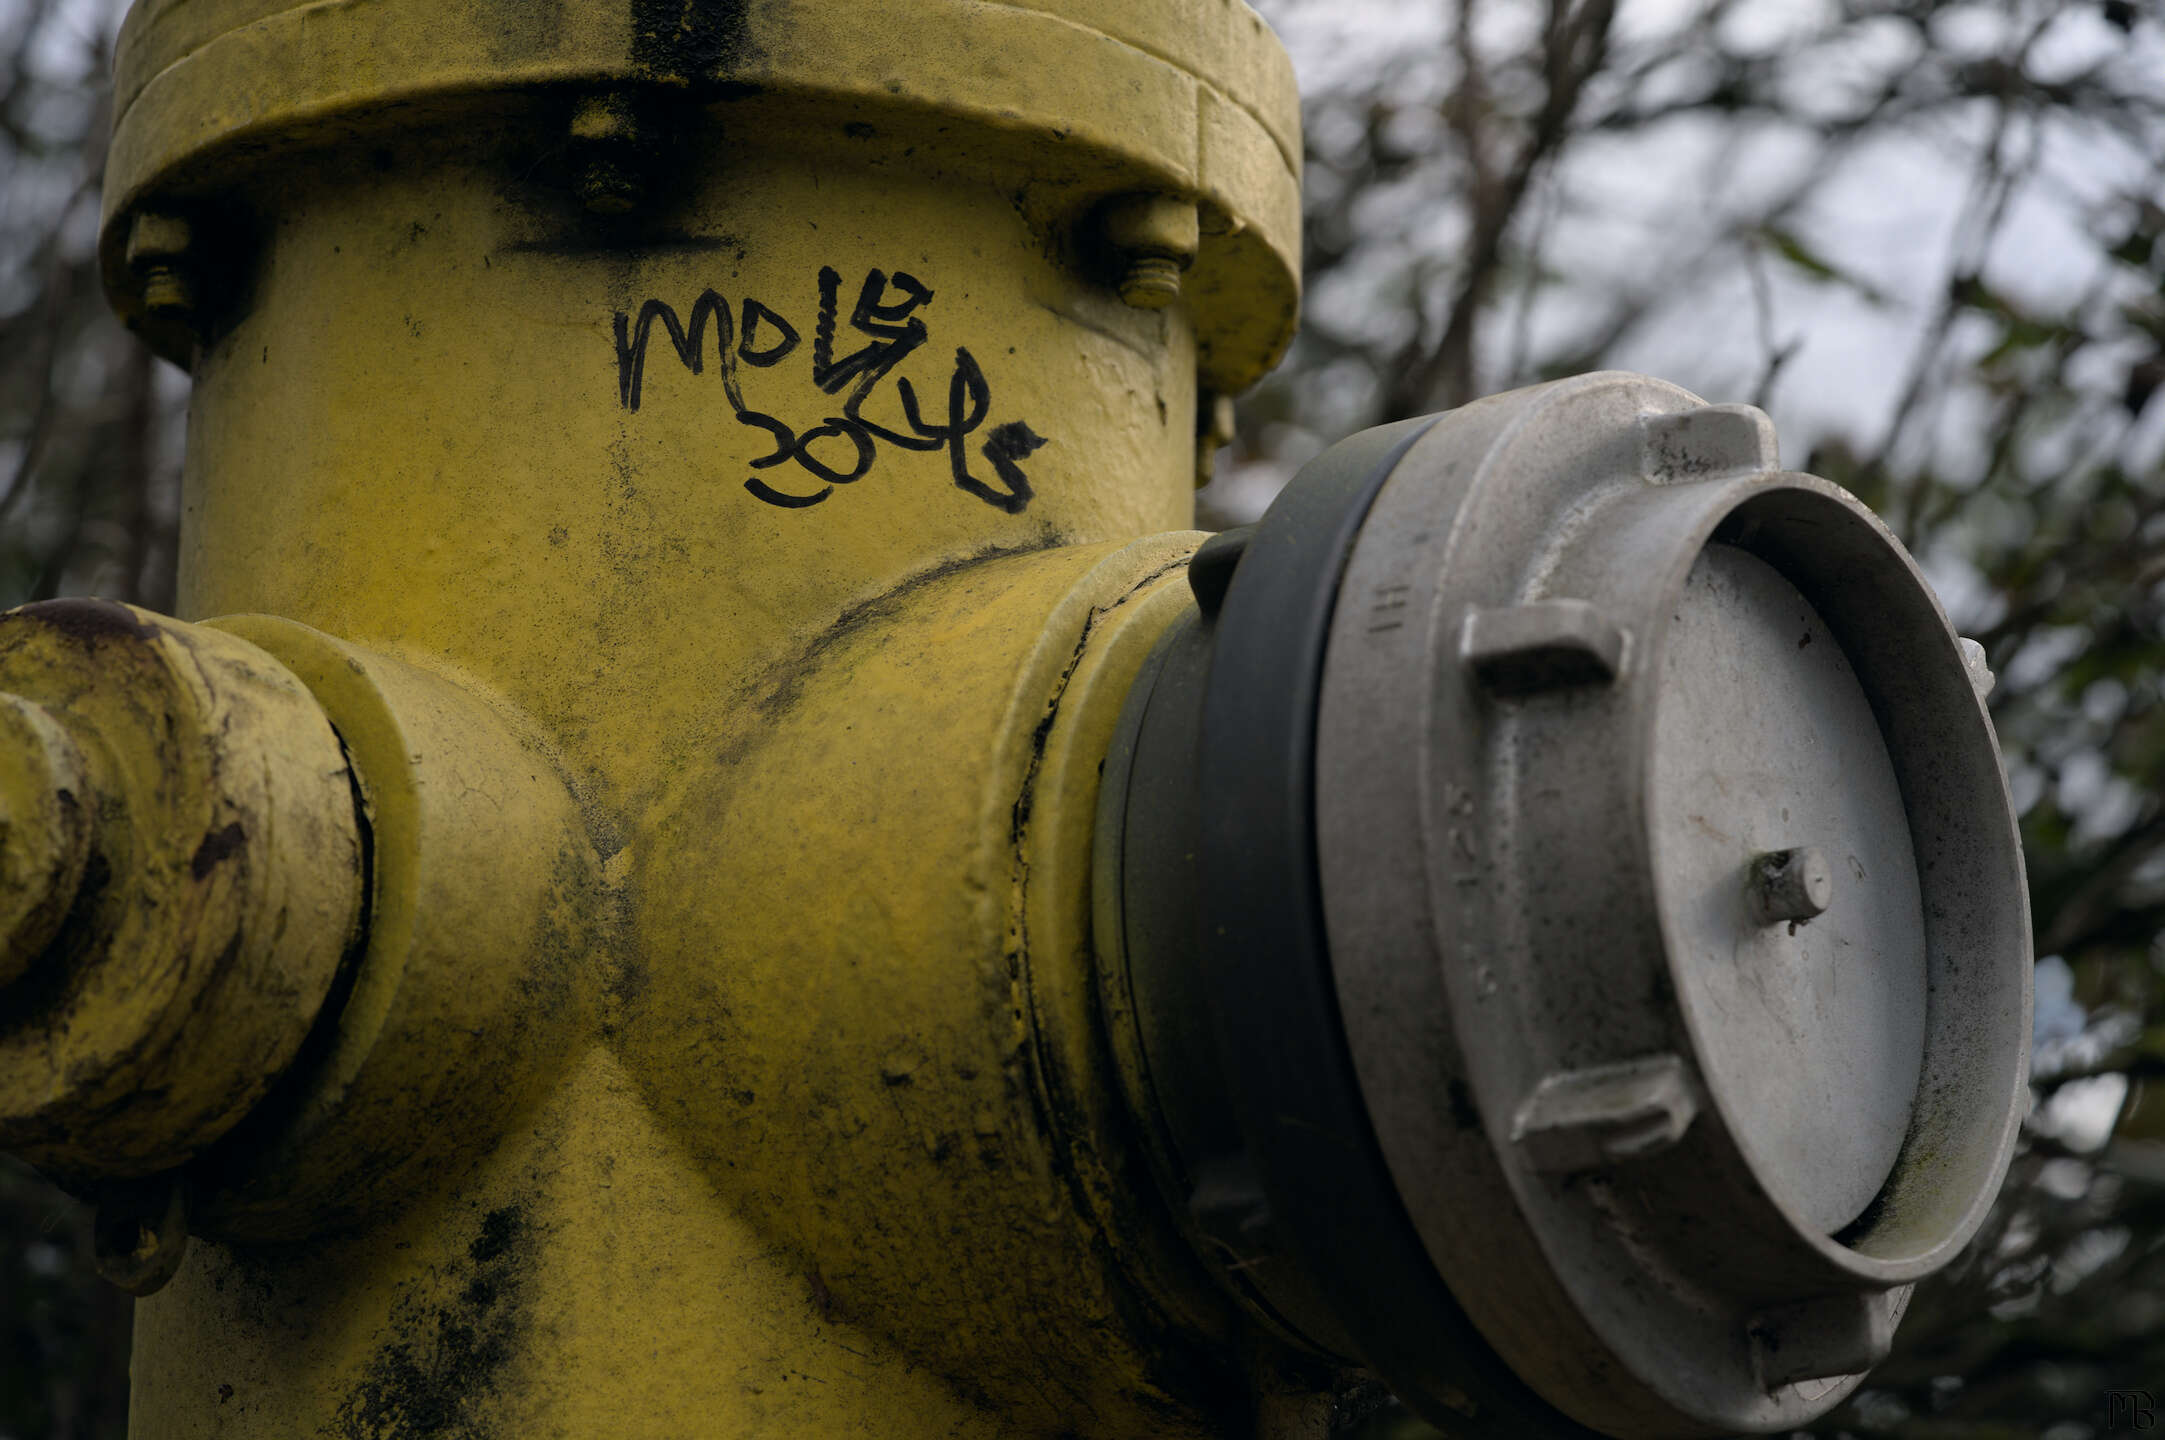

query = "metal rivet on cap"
[1747, 847, 1834, 928]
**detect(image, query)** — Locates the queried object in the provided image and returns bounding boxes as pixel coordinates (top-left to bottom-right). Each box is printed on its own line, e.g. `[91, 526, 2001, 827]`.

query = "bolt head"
[124, 211, 193, 269]
[1118, 255, 1183, 309]
[140, 266, 196, 317]
[578, 161, 645, 215]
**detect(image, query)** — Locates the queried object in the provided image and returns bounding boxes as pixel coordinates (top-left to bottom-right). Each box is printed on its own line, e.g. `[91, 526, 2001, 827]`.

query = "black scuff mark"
[190, 822, 248, 880]
[25, 597, 158, 645]
[0, 848, 111, 1020]
[630, 0, 756, 83]
[331, 1204, 537, 1440]
[500, 229, 742, 258]
[730, 539, 1064, 746]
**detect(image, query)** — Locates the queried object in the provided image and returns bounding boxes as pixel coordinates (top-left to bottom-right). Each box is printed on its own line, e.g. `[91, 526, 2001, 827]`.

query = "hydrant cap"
[98, 0, 1302, 391]
[1098, 372, 2033, 1437]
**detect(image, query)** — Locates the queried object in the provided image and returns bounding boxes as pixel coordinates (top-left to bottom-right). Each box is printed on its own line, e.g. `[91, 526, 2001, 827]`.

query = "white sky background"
[1236, 0, 2165, 562]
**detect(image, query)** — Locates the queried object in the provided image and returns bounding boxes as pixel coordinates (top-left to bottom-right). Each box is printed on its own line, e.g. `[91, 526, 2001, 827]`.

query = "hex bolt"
[125, 211, 197, 320]
[0, 692, 92, 990]
[1100, 194, 1199, 310]
[569, 92, 650, 215]
[1748, 846, 1834, 927]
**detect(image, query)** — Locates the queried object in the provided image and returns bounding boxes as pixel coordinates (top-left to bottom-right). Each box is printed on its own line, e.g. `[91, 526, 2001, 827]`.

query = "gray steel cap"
[1314, 372, 2032, 1434]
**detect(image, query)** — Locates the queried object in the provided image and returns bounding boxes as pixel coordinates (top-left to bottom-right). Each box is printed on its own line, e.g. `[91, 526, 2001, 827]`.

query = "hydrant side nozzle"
[0, 601, 365, 1184]
[0, 692, 94, 990]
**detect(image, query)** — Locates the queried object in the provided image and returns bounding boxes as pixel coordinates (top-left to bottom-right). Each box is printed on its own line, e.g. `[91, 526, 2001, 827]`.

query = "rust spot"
[191, 823, 247, 880]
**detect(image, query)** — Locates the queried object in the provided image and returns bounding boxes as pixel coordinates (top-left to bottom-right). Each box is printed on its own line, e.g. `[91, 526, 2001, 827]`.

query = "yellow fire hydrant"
[0, 4, 2034, 1438]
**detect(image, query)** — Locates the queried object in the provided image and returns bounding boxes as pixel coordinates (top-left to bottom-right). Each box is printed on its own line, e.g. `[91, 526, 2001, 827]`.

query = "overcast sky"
[1253, 0, 2165, 513]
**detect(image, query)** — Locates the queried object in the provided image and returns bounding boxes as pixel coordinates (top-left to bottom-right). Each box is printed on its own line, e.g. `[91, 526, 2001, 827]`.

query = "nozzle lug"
[1461, 599, 1627, 695]
[1511, 1054, 1699, 1174]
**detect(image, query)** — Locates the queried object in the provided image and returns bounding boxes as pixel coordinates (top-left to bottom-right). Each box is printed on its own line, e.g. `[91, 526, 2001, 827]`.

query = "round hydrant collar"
[100, 0, 1301, 393]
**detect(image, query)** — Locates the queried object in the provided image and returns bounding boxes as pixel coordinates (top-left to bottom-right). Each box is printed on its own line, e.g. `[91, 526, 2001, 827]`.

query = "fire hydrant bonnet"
[99, 0, 1302, 395]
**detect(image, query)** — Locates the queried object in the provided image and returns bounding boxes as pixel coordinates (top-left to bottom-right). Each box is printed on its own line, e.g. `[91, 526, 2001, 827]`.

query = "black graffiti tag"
[612, 268, 1048, 512]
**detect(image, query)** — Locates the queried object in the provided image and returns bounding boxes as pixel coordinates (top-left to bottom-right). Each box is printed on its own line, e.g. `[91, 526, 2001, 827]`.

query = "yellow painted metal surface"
[132, 539, 1230, 1440]
[0, 603, 361, 1185]
[189, 617, 603, 1244]
[175, 149, 1204, 803]
[0, 692, 91, 990]
[101, 0, 1301, 397]
[627, 536, 1232, 1437]
[0, 2, 1314, 1435]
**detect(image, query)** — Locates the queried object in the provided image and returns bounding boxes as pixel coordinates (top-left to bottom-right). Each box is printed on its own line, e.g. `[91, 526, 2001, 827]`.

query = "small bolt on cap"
[139, 267, 196, 317]
[124, 211, 197, 320]
[569, 92, 652, 215]
[1100, 194, 1199, 310]
[1748, 846, 1835, 927]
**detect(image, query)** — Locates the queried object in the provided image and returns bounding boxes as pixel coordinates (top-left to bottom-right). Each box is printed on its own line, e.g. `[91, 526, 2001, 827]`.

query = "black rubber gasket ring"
[1194, 415, 1600, 1439]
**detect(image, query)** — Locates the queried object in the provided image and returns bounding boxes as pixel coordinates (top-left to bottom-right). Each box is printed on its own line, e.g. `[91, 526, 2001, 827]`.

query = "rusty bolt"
[570, 93, 649, 215]
[0, 692, 91, 990]
[1101, 194, 1199, 310]
[1748, 846, 1834, 927]
[125, 211, 197, 319]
